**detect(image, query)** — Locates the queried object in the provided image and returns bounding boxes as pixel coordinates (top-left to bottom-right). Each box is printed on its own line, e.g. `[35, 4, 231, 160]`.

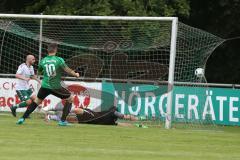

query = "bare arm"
[117, 122, 134, 127]
[63, 66, 79, 78]
[123, 115, 138, 121]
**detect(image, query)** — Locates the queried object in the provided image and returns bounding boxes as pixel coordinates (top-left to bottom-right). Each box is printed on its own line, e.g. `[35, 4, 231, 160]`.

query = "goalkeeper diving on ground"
[43, 105, 140, 127]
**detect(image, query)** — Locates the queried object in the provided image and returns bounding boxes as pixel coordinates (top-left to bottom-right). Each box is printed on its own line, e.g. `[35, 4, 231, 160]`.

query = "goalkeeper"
[16, 43, 79, 126]
[44, 105, 138, 126]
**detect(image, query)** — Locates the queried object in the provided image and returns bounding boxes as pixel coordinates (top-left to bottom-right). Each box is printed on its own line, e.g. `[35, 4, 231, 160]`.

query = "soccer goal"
[0, 14, 224, 129]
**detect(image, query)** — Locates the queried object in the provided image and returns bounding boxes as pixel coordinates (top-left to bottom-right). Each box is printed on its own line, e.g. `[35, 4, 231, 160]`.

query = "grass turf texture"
[0, 113, 240, 160]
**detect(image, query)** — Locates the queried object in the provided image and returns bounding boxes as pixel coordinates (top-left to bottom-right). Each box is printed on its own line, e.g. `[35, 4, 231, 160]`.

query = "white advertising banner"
[0, 78, 102, 112]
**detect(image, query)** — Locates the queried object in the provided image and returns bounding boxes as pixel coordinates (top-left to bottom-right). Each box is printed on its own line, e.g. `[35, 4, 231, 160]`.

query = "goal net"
[0, 15, 224, 129]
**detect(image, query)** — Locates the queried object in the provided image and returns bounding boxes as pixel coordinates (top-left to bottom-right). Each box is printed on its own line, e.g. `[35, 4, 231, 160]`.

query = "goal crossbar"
[0, 14, 176, 21]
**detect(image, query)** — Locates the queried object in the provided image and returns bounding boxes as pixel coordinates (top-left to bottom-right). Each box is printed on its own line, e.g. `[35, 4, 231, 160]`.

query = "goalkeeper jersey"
[38, 55, 67, 89]
[76, 107, 118, 125]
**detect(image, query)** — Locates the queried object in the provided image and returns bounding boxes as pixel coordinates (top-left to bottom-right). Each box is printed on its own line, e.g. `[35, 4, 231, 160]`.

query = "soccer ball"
[195, 68, 204, 78]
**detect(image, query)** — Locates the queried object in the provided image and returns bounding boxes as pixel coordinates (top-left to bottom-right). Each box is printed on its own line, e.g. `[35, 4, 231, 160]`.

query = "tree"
[22, 0, 190, 18]
[186, 0, 240, 83]
[0, 0, 35, 13]
[24, 0, 56, 14]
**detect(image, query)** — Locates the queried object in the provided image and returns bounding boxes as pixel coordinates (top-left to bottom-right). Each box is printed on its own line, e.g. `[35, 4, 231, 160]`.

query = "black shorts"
[37, 87, 71, 100]
[76, 107, 118, 125]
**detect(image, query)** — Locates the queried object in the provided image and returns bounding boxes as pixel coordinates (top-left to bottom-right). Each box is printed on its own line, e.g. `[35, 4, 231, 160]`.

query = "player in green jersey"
[16, 43, 79, 126]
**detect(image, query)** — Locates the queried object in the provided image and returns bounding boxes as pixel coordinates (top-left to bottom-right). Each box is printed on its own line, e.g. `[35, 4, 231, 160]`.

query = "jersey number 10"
[44, 64, 56, 77]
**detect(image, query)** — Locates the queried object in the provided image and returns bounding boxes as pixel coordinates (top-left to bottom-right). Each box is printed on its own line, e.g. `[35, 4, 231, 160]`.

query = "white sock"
[49, 115, 61, 121]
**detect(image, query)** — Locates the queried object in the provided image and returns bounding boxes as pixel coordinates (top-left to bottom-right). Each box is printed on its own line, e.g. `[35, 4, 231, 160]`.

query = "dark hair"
[47, 43, 58, 53]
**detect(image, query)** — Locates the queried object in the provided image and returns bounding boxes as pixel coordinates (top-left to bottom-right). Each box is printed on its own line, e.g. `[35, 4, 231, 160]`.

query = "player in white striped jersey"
[10, 55, 40, 117]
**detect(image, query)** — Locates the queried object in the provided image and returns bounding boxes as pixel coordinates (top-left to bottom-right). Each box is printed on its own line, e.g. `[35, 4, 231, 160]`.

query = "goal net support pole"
[38, 13, 43, 64]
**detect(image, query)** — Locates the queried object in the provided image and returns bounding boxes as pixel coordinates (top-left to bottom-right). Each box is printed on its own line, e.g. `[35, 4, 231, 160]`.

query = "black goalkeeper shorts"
[37, 87, 71, 100]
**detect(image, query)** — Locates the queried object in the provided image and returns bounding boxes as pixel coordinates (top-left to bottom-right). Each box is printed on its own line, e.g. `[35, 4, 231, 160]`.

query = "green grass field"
[0, 113, 240, 160]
